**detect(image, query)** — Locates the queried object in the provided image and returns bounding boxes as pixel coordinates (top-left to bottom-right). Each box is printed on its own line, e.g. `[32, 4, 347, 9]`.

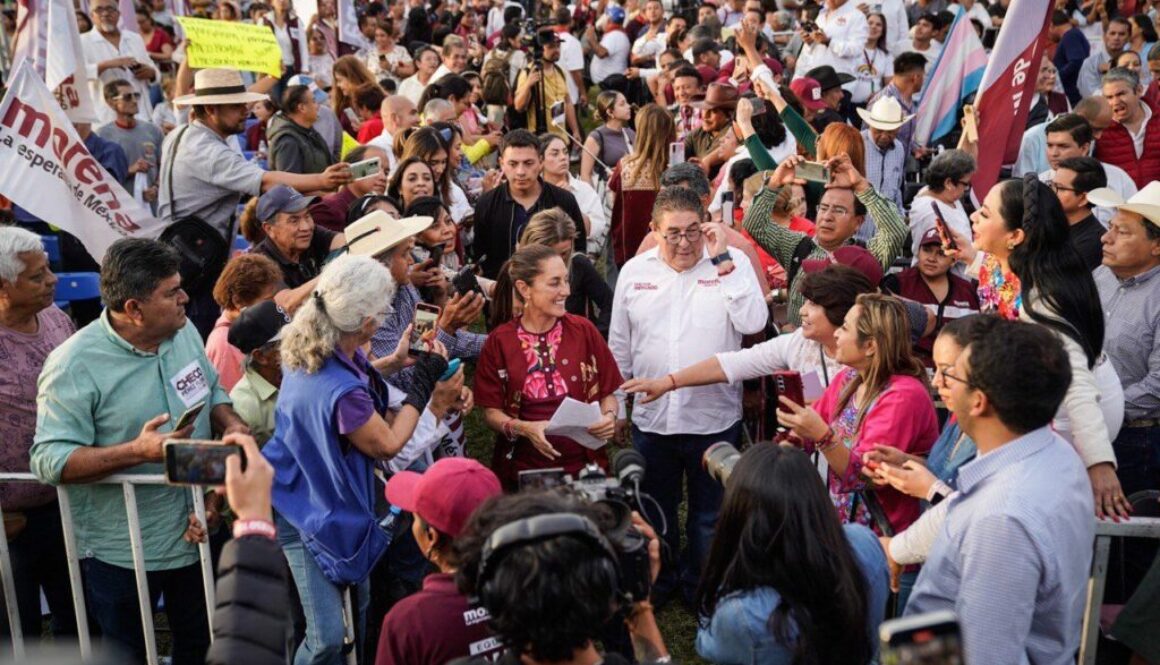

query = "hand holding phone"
[409, 303, 441, 356]
[165, 440, 245, 485]
[930, 201, 958, 252]
[669, 141, 685, 166]
[174, 401, 206, 431]
[774, 371, 805, 414]
[797, 160, 831, 184]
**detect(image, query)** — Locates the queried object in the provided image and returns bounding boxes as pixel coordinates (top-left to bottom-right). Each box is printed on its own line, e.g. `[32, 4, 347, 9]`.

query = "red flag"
[970, 0, 1053, 200]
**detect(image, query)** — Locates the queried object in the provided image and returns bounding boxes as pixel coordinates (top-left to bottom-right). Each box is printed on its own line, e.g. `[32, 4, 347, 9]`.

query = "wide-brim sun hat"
[1087, 182, 1160, 226]
[344, 211, 434, 258]
[856, 96, 915, 131]
[174, 68, 270, 106]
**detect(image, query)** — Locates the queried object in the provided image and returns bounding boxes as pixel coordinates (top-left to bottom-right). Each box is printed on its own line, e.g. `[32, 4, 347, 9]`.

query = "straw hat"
[1087, 182, 1160, 226]
[174, 68, 270, 106]
[856, 96, 916, 131]
[344, 211, 434, 258]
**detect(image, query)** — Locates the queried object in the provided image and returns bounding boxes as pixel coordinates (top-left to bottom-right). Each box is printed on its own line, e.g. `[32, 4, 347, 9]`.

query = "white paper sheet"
[546, 397, 606, 450]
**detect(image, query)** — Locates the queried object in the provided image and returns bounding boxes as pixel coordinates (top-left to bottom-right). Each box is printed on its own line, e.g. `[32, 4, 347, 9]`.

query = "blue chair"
[41, 235, 61, 269]
[55, 272, 101, 305]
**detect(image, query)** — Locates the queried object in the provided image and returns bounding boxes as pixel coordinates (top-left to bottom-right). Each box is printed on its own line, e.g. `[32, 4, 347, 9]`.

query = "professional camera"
[533, 450, 654, 605]
[703, 441, 741, 486]
[519, 17, 555, 63]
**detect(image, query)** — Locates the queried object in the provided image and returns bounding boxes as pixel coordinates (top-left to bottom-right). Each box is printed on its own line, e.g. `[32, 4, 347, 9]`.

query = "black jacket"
[267, 112, 335, 175]
[471, 179, 587, 279]
[205, 535, 290, 665]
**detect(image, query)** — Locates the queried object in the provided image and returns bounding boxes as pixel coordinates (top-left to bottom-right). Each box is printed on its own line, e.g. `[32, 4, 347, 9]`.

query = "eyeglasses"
[816, 203, 851, 216]
[956, 179, 972, 188]
[1048, 181, 1078, 193]
[660, 226, 702, 244]
[939, 365, 971, 387]
[117, 92, 141, 101]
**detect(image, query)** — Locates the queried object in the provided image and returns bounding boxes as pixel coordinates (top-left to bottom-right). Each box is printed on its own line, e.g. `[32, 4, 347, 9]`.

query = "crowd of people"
[3, 0, 1160, 662]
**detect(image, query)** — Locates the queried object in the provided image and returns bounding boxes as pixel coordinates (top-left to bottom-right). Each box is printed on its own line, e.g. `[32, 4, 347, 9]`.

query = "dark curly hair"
[453, 492, 623, 663]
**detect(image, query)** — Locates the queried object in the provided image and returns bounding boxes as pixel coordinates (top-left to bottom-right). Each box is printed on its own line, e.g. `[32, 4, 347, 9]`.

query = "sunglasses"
[116, 92, 141, 101]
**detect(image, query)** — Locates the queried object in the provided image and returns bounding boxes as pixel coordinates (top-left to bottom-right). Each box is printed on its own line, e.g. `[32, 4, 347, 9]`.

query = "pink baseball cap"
[789, 77, 827, 111]
[385, 458, 502, 537]
[800, 246, 884, 285]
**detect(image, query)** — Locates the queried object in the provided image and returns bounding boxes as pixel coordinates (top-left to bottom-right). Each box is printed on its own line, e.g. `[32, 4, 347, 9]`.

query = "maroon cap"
[789, 77, 827, 111]
[385, 458, 502, 537]
[918, 226, 944, 247]
[800, 245, 884, 285]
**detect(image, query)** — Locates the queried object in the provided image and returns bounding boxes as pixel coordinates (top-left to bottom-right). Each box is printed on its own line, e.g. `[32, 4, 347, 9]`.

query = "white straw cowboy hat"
[856, 96, 916, 131]
[344, 211, 434, 258]
[1087, 182, 1160, 226]
[174, 68, 270, 106]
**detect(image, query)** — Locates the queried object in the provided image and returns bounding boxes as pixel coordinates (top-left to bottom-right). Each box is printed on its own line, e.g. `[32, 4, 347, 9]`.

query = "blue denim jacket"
[696, 524, 890, 665]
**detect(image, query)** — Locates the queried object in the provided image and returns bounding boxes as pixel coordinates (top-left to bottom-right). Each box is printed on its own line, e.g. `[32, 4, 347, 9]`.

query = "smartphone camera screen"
[164, 441, 243, 485]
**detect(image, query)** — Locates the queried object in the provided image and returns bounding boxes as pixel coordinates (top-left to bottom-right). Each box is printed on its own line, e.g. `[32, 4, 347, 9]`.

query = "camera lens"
[703, 442, 741, 486]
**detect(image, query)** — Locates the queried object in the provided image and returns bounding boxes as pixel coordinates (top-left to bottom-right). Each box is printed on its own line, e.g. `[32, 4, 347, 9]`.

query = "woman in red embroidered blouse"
[475, 245, 622, 490]
[777, 294, 939, 535]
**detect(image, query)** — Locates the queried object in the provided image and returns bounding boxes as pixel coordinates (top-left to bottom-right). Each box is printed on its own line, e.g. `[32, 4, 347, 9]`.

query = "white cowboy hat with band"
[174, 68, 270, 106]
[1087, 182, 1160, 226]
[344, 211, 434, 258]
[856, 96, 916, 131]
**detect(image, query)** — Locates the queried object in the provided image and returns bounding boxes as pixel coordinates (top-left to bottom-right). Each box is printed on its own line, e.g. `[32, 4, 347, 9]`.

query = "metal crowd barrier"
[1079, 515, 1160, 665]
[0, 472, 215, 665]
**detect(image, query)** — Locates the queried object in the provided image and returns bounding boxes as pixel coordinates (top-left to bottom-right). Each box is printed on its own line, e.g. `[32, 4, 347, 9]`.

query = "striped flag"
[11, 0, 97, 122]
[914, 6, 988, 146]
[971, 0, 1054, 199]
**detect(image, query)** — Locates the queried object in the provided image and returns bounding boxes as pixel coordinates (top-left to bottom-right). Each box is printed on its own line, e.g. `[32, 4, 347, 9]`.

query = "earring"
[1006, 241, 1015, 250]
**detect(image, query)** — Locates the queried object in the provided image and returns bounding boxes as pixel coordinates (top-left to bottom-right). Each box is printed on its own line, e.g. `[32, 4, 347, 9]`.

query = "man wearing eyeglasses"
[96, 79, 164, 207]
[609, 186, 766, 607]
[81, 0, 158, 124]
[1048, 157, 1109, 271]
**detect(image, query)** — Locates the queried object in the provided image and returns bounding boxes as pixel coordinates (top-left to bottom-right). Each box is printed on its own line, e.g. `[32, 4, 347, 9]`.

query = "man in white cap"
[159, 68, 352, 336]
[858, 96, 911, 214]
[1087, 183, 1160, 500]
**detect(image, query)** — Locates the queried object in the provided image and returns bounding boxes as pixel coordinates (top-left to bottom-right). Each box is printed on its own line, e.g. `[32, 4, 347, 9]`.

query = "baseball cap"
[800, 246, 884, 285]
[228, 300, 292, 354]
[606, 4, 626, 23]
[287, 74, 328, 104]
[789, 77, 827, 111]
[918, 227, 944, 247]
[385, 458, 502, 537]
[256, 185, 317, 223]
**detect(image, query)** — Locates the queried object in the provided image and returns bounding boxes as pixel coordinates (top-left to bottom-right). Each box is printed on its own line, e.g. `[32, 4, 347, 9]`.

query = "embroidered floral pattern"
[516, 319, 568, 400]
[977, 254, 1022, 321]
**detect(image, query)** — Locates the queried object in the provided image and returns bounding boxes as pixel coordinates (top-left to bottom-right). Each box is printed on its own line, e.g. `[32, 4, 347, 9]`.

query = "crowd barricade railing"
[1079, 515, 1160, 665]
[0, 472, 215, 665]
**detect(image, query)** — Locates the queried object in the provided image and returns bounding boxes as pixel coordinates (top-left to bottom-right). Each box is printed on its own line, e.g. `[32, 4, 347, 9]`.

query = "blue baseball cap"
[287, 74, 328, 104]
[606, 4, 626, 23]
[256, 185, 316, 223]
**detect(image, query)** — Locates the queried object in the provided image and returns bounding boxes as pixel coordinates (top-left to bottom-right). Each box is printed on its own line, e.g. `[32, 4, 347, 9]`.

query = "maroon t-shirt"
[374, 573, 503, 665]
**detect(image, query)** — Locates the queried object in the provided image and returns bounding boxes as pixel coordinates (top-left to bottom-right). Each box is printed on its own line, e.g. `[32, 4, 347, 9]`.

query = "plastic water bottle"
[378, 505, 403, 544]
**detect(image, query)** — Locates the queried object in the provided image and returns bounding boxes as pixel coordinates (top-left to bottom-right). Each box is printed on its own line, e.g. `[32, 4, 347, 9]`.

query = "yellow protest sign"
[176, 17, 283, 77]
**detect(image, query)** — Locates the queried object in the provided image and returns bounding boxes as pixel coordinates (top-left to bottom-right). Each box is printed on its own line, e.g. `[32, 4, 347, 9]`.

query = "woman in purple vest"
[263, 254, 465, 665]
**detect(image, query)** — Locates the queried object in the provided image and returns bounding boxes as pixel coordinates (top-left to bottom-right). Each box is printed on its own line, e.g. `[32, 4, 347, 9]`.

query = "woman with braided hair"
[947, 174, 1130, 521]
[262, 254, 471, 664]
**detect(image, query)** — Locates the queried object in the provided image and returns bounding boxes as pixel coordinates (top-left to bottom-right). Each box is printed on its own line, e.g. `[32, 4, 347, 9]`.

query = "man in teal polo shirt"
[31, 238, 248, 665]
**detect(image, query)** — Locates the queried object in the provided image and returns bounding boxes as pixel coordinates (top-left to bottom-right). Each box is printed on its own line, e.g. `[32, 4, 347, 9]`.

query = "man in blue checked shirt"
[905, 319, 1095, 665]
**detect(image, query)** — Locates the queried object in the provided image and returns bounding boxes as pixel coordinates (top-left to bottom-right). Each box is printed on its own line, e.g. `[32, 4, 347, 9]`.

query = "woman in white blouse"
[364, 17, 414, 83]
[621, 264, 874, 401]
[539, 133, 610, 257]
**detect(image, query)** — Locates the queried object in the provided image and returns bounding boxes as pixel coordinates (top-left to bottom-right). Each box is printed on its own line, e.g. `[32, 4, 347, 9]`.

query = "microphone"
[613, 448, 646, 485]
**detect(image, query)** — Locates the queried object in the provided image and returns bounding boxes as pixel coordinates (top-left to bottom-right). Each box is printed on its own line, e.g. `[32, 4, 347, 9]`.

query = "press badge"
[170, 361, 210, 408]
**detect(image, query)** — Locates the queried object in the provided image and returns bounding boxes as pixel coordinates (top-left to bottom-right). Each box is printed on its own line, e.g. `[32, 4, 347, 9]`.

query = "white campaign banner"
[11, 0, 98, 123]
[0, 61, 165, 263]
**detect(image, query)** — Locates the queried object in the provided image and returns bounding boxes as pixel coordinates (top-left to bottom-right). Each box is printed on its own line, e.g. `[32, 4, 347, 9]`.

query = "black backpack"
[158, 126, 232, 294]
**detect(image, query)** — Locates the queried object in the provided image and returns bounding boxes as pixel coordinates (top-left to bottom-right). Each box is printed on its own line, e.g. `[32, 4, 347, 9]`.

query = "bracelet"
[666, 373, 678, 391]
[502, 419, 519, 442]
[233, 518, 276, 540]
[815, 427, 839, 452]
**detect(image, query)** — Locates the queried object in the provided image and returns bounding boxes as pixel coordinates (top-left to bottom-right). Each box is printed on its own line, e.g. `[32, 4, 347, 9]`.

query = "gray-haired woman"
[262, 254, 465, 665]
[909, 150, 976, 262]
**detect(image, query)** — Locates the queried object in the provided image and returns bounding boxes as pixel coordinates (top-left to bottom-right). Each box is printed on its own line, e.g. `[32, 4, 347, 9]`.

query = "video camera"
[521, 450, 655, 605]
[520, 17, 556, 64]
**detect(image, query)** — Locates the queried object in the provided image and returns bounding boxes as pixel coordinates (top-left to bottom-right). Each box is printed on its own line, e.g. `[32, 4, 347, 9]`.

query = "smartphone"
[774, 370, 805, 414]
[668, 141, 685, 166]
[409, 303, 441, 355]
[349, 156, 382, 180]
[164, 440, 244, 485]
[425, 242, 444, 266]
[343, 107, 360, 126]
[879, 610, 963, 665]
[800, 20, 818, 32]
[518, 467, 568, 492]
[453, 265, 484, 296]
[797, 160, 831, 184]
[174, 401, 206, 431]
[721, 191, 735, 227]
[931, 201, 958, 251]
[440, 357, 462, 381]
[746, 96, 767, 116]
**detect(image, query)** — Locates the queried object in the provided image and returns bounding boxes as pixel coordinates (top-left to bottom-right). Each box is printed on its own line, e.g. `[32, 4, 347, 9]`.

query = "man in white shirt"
[610, 186, 767, 605]
[1077, 18, 1129, 98]
[585, 5, 632, 88]
[794, 0, 869, 81]
[553, 8, 587, 106]
[430, 36, 469, 82]
[630, 0, 668, 66]
[891, 13, 942, 70]
[1038, 112, 1137, 224]
[369, 95, 419, 173]
[82, 0, 158, 125]
[398, 46, 441, 105]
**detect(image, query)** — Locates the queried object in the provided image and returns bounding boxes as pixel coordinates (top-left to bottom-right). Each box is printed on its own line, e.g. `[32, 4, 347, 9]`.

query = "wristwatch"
[710, 250, 733, 266]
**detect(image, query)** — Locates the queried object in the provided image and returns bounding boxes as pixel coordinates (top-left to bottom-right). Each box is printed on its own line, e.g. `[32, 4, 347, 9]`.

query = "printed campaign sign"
[11, 0, 98, 123]
[169, 360, 211, 408]
[176, 16, 284, 76]
[0, 61, 165, 263]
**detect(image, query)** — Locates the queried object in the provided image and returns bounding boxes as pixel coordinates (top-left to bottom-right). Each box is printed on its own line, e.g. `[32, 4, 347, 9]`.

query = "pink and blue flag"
[913, 6, 988, 146]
